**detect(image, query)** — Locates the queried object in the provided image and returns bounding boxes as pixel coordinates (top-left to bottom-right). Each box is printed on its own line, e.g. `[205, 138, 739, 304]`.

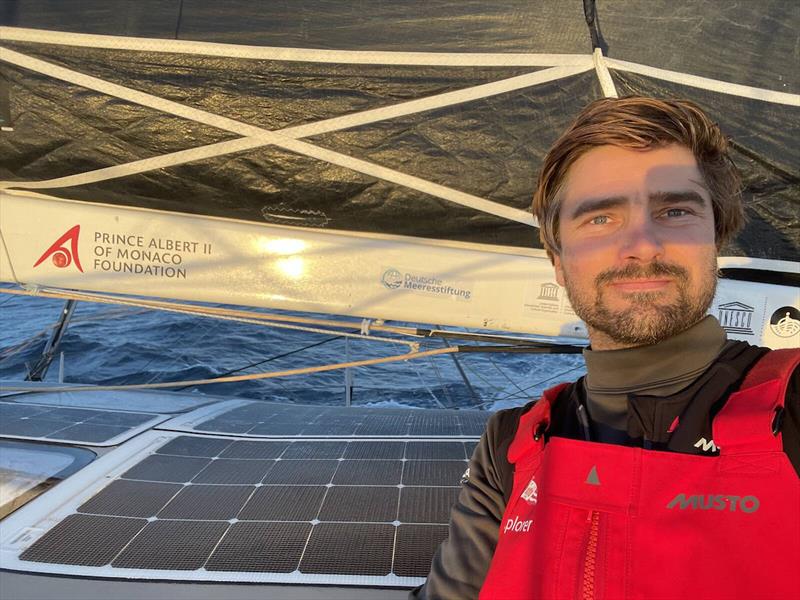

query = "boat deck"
[0, 386, 489, 598]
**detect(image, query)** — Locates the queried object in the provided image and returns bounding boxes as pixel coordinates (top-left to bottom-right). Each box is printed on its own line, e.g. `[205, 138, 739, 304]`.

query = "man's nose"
[618, 217, 664, 262]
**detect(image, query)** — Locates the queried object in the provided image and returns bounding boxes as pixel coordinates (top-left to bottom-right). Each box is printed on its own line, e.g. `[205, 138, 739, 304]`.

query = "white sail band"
[0, 26, 591, 67]
[0, 46, 553, 226]
[606, 58, 799, 107]
[1, 26, 796, 105]
[592, 48, 618, 99]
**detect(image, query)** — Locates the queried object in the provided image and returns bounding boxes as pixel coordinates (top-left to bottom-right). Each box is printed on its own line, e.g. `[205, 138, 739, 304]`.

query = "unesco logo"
[381, 268, 403, 289]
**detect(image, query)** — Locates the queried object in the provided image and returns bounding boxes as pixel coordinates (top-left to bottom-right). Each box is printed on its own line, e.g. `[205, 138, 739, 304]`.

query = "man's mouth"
[609, 279, 672, 292]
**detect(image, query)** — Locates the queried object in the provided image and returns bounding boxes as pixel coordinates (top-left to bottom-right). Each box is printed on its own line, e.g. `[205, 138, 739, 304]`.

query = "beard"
[563, 259, 718, 346]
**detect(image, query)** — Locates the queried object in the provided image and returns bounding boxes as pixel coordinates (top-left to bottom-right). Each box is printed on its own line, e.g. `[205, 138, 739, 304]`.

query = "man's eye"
[665, 208, 689, 217]
[589, 215, 609, 225]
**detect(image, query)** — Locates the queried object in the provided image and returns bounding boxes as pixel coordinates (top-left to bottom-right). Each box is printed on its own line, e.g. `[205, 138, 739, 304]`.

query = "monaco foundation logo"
[33, 225, 84, 272]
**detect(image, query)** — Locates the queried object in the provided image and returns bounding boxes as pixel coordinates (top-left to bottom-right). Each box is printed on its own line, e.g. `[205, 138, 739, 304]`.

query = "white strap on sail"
[592, 48, 618, 98]
[0, 46, 574, 226]
[1, 25, 796, 228]
[606, 58, 799, 107]
[0, 26, 591, 67]
[2, 26, 796, 104]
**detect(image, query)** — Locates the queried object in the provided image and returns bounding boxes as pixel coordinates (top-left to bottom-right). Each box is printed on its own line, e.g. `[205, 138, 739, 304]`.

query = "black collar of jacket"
[546, 341, 768, 455]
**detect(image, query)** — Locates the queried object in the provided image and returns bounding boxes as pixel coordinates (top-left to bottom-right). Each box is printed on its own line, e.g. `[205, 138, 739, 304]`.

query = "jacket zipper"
[579, 510, 601, 600]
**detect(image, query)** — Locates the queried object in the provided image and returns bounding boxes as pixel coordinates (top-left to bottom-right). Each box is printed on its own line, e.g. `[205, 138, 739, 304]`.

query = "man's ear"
[553, 253, 565, 287]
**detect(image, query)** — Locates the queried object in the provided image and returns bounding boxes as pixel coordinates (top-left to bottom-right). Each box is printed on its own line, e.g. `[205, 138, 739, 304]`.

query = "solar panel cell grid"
[77, 479, 183, 518]
[187, 402, 490, 437]
[318, 486, 399, 522]
[20, 514, 147, 566]
[192, 459, 275, 484]
[206, 521, 312, 573]
[399, 486, 462, 523]
[238, 485, 326, 521]
[121, 454, 211, 482]
[393, 525, 450, 577]
[112, 520, 230, 570]
[156, 436, 234, 457]
[300, 523, 395, 576]
[402, 460, 468, 486]
[219, 440, 289, 459]
[261, 459, 339, 485]
[332, 460, 403, 485]
[47, 423, 129, 443]
[343, 441, 405, 459]
[158, 484, 254, 520]
[0, 401, 160, 444]
[281, 441, 347, 459]
[405, 441, 466, 459]
[18, 434, 475, 580]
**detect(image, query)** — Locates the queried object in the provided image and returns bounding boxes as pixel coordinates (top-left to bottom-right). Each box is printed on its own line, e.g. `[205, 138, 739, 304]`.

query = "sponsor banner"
[3, 191, 797, 348]
[1, 191, 583, 338]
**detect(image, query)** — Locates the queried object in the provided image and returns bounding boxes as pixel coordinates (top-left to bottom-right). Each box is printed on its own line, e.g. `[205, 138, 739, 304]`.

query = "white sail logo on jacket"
[521, 477, 538, 505]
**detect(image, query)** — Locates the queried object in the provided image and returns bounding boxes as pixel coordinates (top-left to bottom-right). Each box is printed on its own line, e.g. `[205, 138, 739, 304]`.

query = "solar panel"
[0, 387, 214, 413]
[16, 433, 474, 584]
[162, 400, 490, 438]
[0, 401, 165, 446]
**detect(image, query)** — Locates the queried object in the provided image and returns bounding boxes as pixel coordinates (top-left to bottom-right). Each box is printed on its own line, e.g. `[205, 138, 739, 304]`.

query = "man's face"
[553, 144, 718, 350]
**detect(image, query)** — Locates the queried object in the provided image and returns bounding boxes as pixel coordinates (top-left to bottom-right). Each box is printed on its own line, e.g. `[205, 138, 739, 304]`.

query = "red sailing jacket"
[479, 349, 800, 600]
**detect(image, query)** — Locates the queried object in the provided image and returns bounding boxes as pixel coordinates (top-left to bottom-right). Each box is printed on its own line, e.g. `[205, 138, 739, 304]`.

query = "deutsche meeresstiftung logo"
[381, 268, 403, 289]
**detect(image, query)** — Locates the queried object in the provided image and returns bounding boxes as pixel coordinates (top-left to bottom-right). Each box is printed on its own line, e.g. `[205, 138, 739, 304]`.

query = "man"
[413, 97, 799, 599]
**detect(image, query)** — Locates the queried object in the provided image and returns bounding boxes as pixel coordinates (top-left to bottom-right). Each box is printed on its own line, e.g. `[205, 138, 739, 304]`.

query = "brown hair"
[533, 96, 743, 260]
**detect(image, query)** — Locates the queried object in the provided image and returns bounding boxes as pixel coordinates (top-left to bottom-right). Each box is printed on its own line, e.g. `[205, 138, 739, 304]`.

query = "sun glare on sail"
[276, 256, 305, 279]
[258, 238, 307, 255]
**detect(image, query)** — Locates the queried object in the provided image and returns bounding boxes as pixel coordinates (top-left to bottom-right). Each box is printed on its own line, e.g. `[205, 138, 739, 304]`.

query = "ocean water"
[0, 284, 586, 411]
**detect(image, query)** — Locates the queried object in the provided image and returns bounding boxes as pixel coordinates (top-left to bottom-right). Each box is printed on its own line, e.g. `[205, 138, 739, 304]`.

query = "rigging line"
[490, 363, 586, 403]
[605, 58, 800, 107]
[1, 288, 418, 347]
[0, 229, 21, 284]
[436, 325, 480, 405]
[0, 287, 426, 339]
[1, 287, 586, 349]
[0, 307, 148, 362]
[174, 334, 345, 391]
[141, 317, 227, 385]
[0, 346, 460, 394]
[0, 27, 592, 67]
[486, 352, 529, 396]
[448, 352, 506, 395]
[426, 352, 454, 407]
[173, 0, 184, 40]
[411, 359, 448, 409]
[0, 331, 49, 361]
[0, 47, 543, 225]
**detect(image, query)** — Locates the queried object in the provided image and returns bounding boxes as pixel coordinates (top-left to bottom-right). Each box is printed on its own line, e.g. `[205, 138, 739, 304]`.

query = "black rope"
[173, 334, 345, 391]
[174, 0, 184, 40]
[456, 344, 584, 354]
[582, 0, 608, 54]
[416, 328, 585, 348]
